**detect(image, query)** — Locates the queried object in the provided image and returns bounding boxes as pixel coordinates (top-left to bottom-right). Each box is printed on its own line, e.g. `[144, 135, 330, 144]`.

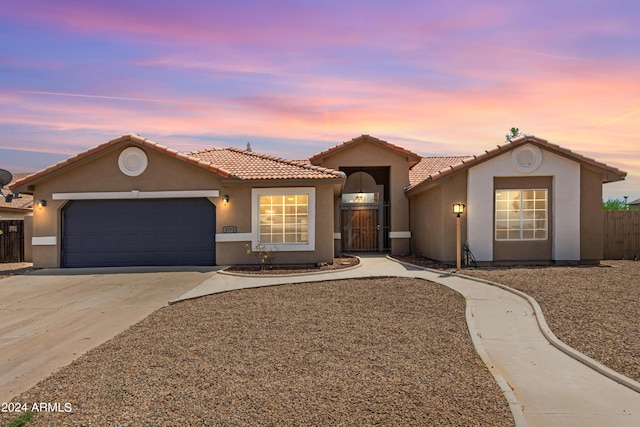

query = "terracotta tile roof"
[1, 174, 33, 211]
[409, 156, 473, 187]
[10, 133, 235, 192]
[310, 135, 422, 164]
[189, 148, 344, 180]
[406, 135, 627, 194]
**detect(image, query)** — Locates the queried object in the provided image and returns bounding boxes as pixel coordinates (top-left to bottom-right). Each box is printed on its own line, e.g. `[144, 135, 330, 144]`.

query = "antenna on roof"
[246, 142, 252, 152]
[0, 169, 20, 203]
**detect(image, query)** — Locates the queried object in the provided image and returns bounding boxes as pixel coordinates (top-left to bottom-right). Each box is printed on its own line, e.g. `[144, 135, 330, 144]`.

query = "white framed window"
[495, 189, 548, 240]
[251, 187, 315, 251]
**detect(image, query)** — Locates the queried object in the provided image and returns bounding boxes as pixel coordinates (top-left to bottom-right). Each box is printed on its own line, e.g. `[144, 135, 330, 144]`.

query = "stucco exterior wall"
[467, 144, 581, 262]
[409, 171, 467, 263]
[313, 139, 412, 254]
[26, 142, 336, 267]
[27, 143, 225, 268]
[215, 185, 334, 265]
[580, 166, 604, 262]
[493, 176, 553, 262]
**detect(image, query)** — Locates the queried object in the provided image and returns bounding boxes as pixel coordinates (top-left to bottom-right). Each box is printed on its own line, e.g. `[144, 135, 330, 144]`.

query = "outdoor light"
[37, 199, 47, 209]
[222, 195, 229, 206]
[453, 203, 465, 271]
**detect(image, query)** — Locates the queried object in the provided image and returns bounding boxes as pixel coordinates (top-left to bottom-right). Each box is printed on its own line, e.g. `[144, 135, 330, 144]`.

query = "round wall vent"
[118, 147, 148, 176]
[511, 144, 542, 173]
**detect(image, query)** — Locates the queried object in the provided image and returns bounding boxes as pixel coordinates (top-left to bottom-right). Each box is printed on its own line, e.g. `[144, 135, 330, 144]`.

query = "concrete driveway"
[0, 267, 220, 402]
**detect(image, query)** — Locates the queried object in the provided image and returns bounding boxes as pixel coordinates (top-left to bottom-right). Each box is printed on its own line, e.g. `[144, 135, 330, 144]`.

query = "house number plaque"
[222, 226, 237, 233]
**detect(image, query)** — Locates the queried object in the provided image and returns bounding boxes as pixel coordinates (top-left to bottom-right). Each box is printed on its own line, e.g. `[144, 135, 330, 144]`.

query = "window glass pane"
[508, 230, 521, 239]
[258, 192, 309, 245]
[522, 220, 534, 230]
[508, 219, 521, 229]
[495, 189, 548, 241]
[535, 230, 547, 239]
[284, 222, 297, 233]
[284, 234, 297, 243]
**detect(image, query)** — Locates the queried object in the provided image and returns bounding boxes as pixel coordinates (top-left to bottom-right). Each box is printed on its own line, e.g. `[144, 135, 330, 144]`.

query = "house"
[629, 197, 640, 210]
[1, 174, 33, 262]
[11, 133, 626, 268]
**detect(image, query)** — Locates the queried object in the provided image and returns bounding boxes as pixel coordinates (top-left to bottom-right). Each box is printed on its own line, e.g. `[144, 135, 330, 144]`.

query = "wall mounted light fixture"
[37, 199, 47, 209]
[223, 195, 229, 206]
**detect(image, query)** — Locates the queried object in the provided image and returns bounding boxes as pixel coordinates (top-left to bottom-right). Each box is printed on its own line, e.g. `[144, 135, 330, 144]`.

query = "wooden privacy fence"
[603, 210, 640, 260]
[0, 220, 25, 263]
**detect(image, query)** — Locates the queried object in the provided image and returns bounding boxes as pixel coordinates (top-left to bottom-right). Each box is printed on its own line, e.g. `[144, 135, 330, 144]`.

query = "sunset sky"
[1, 0, 638, 200]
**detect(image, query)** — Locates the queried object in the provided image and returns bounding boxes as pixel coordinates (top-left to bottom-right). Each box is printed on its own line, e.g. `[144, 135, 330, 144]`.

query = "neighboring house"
[629, 197, 640, 210]
[11, 133, 626, 268]
[1, 174, 34, 262]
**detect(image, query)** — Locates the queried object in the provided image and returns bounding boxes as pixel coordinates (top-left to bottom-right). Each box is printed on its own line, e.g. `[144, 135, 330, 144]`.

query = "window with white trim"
[495, 189, 548, 240]
[252, 188, 315, 251]
[259, 194, 308, 243]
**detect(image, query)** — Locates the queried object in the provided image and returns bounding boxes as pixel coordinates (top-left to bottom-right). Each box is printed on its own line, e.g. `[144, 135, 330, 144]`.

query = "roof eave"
[10, 134, 235, 191]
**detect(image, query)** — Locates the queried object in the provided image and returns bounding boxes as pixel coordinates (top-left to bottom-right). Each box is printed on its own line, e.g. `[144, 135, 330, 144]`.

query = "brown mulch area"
[395, 255, 640, 383]
[225, 256, 360, 274]
[1, 278, 513, 426]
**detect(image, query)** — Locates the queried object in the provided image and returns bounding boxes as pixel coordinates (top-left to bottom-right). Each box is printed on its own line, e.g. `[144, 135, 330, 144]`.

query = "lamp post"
[453, 204, 465, 271]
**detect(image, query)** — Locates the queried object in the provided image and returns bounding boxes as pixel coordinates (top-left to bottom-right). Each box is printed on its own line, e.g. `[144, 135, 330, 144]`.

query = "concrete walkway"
[173, 256, 640, 427]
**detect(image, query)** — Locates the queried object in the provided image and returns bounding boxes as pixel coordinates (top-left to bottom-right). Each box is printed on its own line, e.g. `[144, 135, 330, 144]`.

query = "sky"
[1, 0, 638, 201]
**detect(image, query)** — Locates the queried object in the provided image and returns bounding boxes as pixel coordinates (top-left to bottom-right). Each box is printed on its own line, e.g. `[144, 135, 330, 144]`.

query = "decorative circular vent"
[511, 145, 542, 173]
[118, 147, 148, 176]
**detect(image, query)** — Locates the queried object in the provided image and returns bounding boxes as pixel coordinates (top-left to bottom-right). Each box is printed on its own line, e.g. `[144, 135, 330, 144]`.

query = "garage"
[62, 198, 216, 267]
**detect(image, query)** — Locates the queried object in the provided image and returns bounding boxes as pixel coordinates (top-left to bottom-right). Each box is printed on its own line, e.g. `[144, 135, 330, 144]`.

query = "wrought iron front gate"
[340, 202, 390, 253]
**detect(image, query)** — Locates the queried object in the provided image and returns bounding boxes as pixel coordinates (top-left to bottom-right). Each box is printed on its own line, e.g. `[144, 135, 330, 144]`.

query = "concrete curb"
[217, 258, 363, 278]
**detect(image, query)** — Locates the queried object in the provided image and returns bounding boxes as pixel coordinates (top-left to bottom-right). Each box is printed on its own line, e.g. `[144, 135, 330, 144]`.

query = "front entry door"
[341, 208, 379, 252]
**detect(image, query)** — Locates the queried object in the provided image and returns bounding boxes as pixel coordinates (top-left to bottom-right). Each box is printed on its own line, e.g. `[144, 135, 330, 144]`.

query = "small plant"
[244, 242, 277, 267]
[7, 411, 34, 427]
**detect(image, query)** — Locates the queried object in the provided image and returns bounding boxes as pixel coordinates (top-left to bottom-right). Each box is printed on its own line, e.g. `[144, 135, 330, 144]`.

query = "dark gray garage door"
[62, 199, 216, 267]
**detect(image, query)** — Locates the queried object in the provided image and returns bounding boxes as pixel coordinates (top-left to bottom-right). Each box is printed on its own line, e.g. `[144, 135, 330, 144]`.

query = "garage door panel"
[62, 199, 215, 267]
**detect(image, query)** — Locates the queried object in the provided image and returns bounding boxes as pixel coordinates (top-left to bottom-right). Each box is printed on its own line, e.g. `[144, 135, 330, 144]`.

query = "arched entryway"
[339, 168, 390, 253]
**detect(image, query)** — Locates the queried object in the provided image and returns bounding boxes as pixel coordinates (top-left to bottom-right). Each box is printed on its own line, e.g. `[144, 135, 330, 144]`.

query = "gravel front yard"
[1, 278, 513, 426]
[460, 261, 640, 383]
